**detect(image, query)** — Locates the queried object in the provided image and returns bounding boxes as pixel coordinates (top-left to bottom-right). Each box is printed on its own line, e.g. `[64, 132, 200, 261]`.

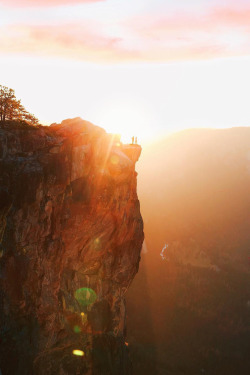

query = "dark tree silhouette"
[0, 85, 39, 125]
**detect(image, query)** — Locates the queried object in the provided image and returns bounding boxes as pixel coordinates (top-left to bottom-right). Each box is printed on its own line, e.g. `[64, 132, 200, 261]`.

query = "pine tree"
[0, 85, 39, 125]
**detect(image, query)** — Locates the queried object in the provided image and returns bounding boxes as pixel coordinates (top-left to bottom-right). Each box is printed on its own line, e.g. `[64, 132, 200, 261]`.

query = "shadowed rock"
[0, 118, 144, 375]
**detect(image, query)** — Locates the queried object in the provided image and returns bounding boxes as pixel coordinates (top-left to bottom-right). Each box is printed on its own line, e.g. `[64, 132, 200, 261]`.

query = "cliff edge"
[0, 118, 144, 375]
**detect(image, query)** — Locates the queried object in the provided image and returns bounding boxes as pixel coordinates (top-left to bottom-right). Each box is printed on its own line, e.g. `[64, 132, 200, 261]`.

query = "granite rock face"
[0, 118, 143, 375]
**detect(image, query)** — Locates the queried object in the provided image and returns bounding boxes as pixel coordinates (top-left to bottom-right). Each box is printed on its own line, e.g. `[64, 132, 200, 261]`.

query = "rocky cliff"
[0, 118, 143, 375]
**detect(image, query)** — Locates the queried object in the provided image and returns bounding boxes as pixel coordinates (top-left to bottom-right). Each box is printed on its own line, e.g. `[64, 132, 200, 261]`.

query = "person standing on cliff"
[135, 137, 137, 144]
[132, 136, 134, 144]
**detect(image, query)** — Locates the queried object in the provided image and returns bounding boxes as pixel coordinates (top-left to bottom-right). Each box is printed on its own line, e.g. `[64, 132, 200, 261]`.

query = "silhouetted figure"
[132, 136, 134, 144]
[135, 137, 137, 144]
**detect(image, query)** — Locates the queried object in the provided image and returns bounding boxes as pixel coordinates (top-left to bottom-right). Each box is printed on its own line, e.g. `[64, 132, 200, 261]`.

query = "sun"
[94, 102, 153, 145]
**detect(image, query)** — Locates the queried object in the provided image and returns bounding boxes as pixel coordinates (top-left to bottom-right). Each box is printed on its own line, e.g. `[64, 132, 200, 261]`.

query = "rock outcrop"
[0, 118, 143, 375]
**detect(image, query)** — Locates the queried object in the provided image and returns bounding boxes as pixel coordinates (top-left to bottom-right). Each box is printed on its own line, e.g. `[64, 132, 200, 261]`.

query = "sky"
[0, 0, 250, 143]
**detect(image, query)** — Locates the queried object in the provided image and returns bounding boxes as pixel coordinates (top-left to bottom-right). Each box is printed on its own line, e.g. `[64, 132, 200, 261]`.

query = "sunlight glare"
[96, 104, 151, 144]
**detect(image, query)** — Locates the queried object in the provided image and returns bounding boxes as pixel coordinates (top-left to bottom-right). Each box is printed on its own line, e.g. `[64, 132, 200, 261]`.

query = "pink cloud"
[1, 0, 103, 7]
[211, 7, 250, 28]
[0, 23, 140, 62]
[0, 5, 250, 63]
[126, 5, 250, 59]
[129, 6, 250, 38]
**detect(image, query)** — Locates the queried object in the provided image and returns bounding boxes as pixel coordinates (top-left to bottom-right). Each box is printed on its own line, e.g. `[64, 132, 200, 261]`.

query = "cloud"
[125, 5, 250, 60]
[0, 23, 139, 62]
[211, 7, 250, 28]
[0, 5, 250, 63]
[129, 6, 250, 38]
[1, 0, 103, 7]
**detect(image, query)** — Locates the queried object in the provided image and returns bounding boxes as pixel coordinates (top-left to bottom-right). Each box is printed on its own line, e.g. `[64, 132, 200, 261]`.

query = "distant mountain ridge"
[138, 127, 250, 243]
[127, 127, 250, 375]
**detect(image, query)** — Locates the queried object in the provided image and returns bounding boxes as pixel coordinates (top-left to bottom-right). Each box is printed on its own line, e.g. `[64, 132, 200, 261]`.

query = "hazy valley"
[127, 127, 250, 375]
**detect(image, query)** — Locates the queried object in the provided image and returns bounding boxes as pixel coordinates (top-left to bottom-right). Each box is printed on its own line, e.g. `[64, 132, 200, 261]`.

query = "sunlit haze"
[0, 0, 249, 144]
[1, 2, 250, 374]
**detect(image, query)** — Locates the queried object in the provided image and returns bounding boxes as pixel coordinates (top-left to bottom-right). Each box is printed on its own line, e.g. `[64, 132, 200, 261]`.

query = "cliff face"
[0, 118, 143, 375]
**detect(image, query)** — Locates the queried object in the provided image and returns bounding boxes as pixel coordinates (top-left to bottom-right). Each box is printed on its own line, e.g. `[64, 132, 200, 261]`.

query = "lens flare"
[75, 287, 97, 306]
[93, 238, 101, 251]
[81, 312, 87, 323]
[110, 154, 119, 165]
[72, 349, 84, 356]
[73, 325, 81, 333]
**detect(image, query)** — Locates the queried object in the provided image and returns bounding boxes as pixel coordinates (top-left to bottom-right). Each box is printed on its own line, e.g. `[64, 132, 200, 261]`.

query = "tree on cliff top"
[0, 85, 39, 125]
